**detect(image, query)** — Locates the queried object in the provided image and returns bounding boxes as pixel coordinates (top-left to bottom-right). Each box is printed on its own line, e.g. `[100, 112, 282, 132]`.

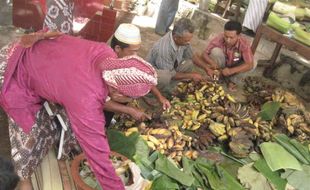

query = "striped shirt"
[205, 33, 253, 66]
[242, 0, 268, 32]
[146, 32, 193, 75]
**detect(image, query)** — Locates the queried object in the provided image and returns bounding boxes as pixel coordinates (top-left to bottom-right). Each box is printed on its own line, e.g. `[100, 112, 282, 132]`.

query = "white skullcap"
[114, 24, 141, 45]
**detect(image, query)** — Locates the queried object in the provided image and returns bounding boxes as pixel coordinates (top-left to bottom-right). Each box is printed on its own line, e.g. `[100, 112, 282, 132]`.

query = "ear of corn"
[267, 12, 292, 34]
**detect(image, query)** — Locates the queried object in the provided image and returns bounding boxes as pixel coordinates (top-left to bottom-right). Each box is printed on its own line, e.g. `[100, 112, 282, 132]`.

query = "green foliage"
[107, 129, 139, 160]
[258, 101, 281, 121]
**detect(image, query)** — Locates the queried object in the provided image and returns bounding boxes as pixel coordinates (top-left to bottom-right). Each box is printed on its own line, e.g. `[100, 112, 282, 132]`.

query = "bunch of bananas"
[124, 125, 197, 162]
[278, 113, 310, 142]
[271, 88, 306, 111]
[253, 117, 274, 141]
[243, 77, 274, 107]
[165, 81, 237, 131]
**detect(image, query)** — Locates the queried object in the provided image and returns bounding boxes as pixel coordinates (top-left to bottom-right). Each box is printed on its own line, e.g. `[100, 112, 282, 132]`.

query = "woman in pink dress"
[0, 32, 157, 190]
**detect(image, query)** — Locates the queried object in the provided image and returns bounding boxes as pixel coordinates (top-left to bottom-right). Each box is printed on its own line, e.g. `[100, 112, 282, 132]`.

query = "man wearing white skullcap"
[111, 23, 142, 58]
[105, 23, 170, 127]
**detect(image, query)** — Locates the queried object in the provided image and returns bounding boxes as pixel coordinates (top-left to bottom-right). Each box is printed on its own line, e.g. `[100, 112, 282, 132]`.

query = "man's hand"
[159, 96, 171, 110]
[204, 67, 215, 77]
[19, 31, 62, 48]
[190, 72, 204, 82]
[129, 108, 151, 121]
[221, 68, 233, 77]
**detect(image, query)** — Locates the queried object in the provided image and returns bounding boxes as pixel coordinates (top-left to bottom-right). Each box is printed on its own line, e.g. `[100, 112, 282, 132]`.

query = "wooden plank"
[252, 24, 310, 60]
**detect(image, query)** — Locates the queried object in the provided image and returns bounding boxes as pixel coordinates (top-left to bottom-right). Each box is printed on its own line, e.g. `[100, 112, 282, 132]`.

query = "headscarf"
[101, 55, 157, 98]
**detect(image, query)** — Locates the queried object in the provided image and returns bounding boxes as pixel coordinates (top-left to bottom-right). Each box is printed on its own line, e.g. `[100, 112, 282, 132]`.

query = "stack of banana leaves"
[108, 78, 310, 190]
[266, 0, 310, 46]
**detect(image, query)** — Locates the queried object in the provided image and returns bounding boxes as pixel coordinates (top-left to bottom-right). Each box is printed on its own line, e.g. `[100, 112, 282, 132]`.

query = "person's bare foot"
[228, 82, 237, 92]
[18, 179, 33, 190]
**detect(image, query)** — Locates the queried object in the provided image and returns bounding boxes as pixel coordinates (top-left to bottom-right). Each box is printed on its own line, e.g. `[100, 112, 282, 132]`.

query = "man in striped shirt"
[193, 21, 255, 91]
[147, 18, 208, 92]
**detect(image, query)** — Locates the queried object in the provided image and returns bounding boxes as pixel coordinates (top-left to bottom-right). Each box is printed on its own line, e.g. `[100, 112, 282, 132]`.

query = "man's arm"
[222, 61, 253, 77]
[192, 52, 216, 77]
[150, 86, 171, 110]
[173, 72, 203, 82]
[104, 100, 150, 121]
[202, 52, 219, 69]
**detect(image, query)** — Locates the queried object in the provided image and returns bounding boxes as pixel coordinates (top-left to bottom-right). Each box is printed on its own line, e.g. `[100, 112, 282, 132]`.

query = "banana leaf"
[216, 165, 245, 190]
[258, 102, 281, 121]
[182, 157, 207, 189]
[196, 163, 225, 190]
[151, 175, 179, 190]
[107, 129, 139, 160]
[260, 142, 302, 171]
[155, 154, 195, 186]
[281, 165, 310, 190]
[254, 159, 287, 190]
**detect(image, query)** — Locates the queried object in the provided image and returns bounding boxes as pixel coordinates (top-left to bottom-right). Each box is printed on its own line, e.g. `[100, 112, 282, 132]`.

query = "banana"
[148, 135, 160, 146]
[182, 135, 192, 141]
[244, 117, 254, 124]
[211, 112, 222, 119]
[147, 141, 156, 150]
[198, 114, 207, 122]
[192, 151, 199, 159]
[175, 156, 182, 162]
[287, 125, 295, 134]
[169, 151, 177, 158]
[195, 91, 204, 101]
[126, 127, 139, 133]
[286, 118, 292, 127]
[199, 85, 208, 92]
[124, 131, 133, 136]
[223, 116, 229, 125]
[169, 125, 178, 131]
[228, 117, 235, 127]
[167, 137, 174, 149]
[209, 122, 226, 136]
[203, 100, 210, 107]
[150, 128, 172, 137]
[187, 95, 196, 102]
[218, 134, 228, 141]
[177, 151, 183, 156]
[178, 140, 186, 148]
[175, 130, 183, 138]
[225, 123, 231, 131]
[173, 145, 184, 151]
[211, 94, 220, 102]
[191, 123, 201, 131]
[226, 94, 236, 103]
[184, 150, 192, 159]
[235, 120, 241, 127]
[124, 120, 135, 127]
[208, 86, 215, 92]
[140, 135, 148, 141]
[219, 90, 225, 97]
[216, 115, 224, 123]
[191, 110, 200, 120]
[158, 148, 165, 154]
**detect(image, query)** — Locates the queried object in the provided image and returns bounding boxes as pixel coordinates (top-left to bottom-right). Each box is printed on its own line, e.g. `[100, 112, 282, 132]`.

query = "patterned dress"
[43, 0, 74, 34]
